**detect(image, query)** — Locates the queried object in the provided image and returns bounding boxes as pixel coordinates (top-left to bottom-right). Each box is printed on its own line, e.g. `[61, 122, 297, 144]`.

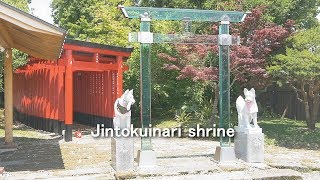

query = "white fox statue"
[236, 88, 259, 128]
[113, 89, 135, 129]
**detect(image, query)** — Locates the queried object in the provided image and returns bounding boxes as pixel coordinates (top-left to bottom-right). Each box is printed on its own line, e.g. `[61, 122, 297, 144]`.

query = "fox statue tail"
[236, 96, 245, 126]
[236, 96, 245, 113]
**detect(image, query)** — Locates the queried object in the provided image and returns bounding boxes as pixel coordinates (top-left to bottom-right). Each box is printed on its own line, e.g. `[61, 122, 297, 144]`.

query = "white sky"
[29, 0, 53, 24]
[29, 1, 320, 25]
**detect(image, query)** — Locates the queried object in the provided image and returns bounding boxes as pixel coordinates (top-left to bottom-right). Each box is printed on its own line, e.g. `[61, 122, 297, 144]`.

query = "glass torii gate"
[119, 6, 246, 164]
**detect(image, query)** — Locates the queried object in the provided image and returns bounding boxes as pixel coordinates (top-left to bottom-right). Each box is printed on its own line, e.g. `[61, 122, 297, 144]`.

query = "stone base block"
[64, 124, 72, 142]
[234, 129, 264, 163]
[137, 150, 157, 167]
[111, 137, 134, 172]
[234, 126, 262, 133]
[214, 146, 236, 162]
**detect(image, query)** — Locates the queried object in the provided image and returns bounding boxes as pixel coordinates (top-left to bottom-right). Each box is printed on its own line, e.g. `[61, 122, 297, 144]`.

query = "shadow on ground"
[0, 137, 65, 172]
[158, 153, 214, 159]
[260, 119, 320, 150]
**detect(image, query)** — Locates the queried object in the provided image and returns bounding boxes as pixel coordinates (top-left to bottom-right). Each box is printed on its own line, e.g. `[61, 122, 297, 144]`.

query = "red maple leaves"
[158, 7, 294, 88]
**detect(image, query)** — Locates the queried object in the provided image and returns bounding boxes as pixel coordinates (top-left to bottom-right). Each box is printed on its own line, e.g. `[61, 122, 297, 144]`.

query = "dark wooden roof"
[0, 1, 66, 60]
[65, 39, 133, 53]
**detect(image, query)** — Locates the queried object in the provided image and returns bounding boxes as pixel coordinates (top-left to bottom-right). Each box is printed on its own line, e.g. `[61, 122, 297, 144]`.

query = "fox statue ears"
[244, 88, 248, 94]
[123, 89, 133, 96]
[251, 88, 255, 95]
[244, 88, 255, 95]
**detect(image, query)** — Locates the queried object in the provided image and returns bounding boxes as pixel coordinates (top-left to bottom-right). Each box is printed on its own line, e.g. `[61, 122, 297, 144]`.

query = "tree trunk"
[281, 104, 289, 119]
[210, 83, 219, 125]
[304, 100, 311, 128]
[301, 83, 312, 129]
[310, 93, 319, 130]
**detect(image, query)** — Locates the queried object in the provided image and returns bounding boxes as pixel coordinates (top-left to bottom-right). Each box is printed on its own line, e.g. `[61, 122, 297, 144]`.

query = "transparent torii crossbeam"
[120, 6, 246, 22]
[119, 6, 246, 153]
[129, 32, 240, 45]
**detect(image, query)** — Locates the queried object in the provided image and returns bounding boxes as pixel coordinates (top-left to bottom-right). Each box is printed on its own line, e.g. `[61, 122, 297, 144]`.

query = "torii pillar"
[0, 0, 66, 148]
[3, 48, 14, 147]
[119, 6, 247, 164]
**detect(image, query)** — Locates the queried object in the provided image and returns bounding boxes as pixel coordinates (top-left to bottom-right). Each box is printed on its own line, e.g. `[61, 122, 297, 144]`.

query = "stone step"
[128, 168, 303, 180]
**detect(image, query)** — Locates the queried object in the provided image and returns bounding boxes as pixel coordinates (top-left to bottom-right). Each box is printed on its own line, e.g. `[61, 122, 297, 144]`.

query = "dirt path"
[0, 123, 319, 179]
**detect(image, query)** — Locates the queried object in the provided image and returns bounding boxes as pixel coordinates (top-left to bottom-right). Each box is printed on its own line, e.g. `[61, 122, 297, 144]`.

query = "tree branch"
[290, 84, 303, 102]
[314, 81, 320, 92]
[308, 81, 314, 99]
[301, 81, 309, 105]
[230, 77, 237, 87]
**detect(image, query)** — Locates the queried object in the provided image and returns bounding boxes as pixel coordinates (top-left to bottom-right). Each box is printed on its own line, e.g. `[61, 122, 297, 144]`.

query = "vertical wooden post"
[4, 48, 13, 145]
[116, 56, 123, 98]
[64, 49, 73, 142]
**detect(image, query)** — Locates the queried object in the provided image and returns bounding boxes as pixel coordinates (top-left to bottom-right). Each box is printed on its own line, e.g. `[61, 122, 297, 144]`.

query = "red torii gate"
[13, 39, 133, 141]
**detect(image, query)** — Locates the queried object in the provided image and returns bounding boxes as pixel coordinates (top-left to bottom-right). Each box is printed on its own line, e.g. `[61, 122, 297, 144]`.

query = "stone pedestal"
[111, 137, 134, 172]
[214, 146, 236, 162]
[137, 150, 157, 167]
[234, 126, 264, 163]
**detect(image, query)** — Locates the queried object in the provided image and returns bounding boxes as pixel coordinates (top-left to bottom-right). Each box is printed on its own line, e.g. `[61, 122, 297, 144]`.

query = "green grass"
[154, 118, 180, 128]
[0, 106, 318, 150]
[0, 129, 42, 139]
[260, 118, 320, 150]
[153, 116, 320, 150]
[0, 109, 43, 139]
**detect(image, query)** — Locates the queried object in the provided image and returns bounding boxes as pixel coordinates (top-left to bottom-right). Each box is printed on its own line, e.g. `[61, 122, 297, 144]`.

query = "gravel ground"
[0, 125, 319, 179]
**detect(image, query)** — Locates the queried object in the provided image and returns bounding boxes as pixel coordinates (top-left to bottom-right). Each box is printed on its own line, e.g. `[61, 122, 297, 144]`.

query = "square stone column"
[234, 126, 264, 163]
[137, 149, 157, 167]
[111, 136, 134, 172]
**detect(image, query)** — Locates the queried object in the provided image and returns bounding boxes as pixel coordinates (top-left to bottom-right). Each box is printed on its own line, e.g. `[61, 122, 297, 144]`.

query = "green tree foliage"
[51, 0, 133, 46]
[143, 0, 320, 28]
[51, 0, 320, 123]
[51, 0, 207, 121]
[242, 0, 320, 28]
[129, 0, 320, 121]
[268, 26, 320, 130]
[2, 0, 30, 12]
[124, 43, 208, 121]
